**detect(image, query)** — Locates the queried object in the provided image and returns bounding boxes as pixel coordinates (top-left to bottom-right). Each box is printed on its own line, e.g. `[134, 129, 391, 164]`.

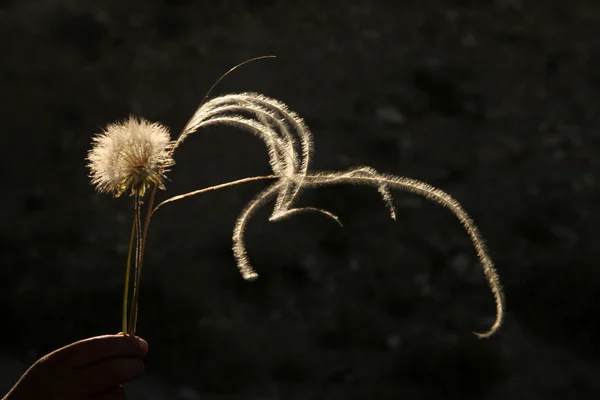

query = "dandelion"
[87, 117, 175, 197]
[87, 57, 505, 339]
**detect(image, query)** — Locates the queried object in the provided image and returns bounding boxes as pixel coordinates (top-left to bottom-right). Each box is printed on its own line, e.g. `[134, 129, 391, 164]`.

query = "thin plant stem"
[129, 184, 158, 335]
[128, 194, 143, 335]
[122, 218, 136, 334]
[151, 175, 279, 217]
[123, 177, 277, 335]
[138, 184, 157, 280]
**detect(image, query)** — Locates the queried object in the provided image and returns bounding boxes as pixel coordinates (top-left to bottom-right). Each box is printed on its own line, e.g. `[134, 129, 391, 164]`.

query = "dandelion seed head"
[87, 116, 175, 197]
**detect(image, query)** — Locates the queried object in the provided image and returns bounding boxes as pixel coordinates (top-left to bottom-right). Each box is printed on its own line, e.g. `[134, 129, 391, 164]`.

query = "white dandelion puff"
[87, 116, 175, 197]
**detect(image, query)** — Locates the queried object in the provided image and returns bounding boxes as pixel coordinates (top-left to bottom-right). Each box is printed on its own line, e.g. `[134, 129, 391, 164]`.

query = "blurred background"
[1, 0, 599, 398]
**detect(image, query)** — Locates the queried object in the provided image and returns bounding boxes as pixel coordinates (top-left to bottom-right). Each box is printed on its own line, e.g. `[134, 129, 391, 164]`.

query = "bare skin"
[2, 334, 148, 400]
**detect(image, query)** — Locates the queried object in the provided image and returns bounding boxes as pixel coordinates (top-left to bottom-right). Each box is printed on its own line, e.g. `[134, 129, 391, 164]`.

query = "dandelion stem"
[128, 194, 143, 335]
[123, 177, 278, 334]
[129, 184, 158, 335]
[122, 216, 136, 334]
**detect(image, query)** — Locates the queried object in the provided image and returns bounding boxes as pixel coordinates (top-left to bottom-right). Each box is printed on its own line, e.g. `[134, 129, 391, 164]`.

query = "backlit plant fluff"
[88, 117, 175, 197]
[87, 61, 505, 339]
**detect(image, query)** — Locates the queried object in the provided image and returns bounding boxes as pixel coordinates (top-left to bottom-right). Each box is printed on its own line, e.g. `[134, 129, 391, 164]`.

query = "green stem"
[128, 194, 142, 335]
[129, 184, 158, 336]
[122, 217, 136, 334]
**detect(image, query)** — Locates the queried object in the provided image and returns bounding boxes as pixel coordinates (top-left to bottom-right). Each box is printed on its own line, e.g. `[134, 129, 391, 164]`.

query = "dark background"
[1, 0, 599, 399]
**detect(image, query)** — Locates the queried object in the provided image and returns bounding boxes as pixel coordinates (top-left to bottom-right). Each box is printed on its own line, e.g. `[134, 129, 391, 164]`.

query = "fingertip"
[136, 337, 148, 355]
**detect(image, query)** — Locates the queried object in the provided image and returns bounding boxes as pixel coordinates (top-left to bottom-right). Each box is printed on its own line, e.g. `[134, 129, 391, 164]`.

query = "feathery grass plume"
[154, 94, 504, 338]
[87, 58, 504, 339]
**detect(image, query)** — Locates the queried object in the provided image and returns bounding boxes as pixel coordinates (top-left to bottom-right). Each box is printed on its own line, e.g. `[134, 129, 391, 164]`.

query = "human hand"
[2, 334, 148, 400]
